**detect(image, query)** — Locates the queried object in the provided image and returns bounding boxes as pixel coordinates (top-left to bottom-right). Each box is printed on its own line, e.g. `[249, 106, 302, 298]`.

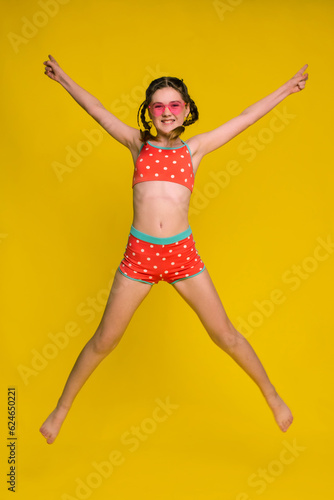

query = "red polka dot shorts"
[118, 225, 205, 285]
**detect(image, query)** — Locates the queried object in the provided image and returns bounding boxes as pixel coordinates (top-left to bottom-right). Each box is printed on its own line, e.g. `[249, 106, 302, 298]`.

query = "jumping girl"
[40, 55, 308, 444]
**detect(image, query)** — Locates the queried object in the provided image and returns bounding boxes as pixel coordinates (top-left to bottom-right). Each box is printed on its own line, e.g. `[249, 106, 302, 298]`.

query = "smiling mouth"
[161, 119, 175, 124]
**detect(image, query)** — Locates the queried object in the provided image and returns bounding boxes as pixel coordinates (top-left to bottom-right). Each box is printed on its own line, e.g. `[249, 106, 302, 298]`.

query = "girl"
[40, 55, 308, 444]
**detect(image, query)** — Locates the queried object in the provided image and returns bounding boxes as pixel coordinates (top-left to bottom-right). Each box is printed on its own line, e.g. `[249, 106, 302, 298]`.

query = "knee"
[91, 326, 122, 355]
[209, 322, 243, 351]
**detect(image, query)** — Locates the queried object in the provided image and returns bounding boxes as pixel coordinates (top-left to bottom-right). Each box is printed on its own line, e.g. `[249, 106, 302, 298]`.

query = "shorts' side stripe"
[170, 266, 206, 284]
[118, 267, 154, 285]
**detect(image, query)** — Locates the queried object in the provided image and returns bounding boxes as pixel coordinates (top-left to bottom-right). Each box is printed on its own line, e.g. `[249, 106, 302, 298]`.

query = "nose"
[162, 105, 172, 115]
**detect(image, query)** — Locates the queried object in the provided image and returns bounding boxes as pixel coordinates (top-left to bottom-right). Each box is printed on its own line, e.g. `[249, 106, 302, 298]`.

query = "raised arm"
[189, 64, 309, 157]
[43, 55, 140, 149]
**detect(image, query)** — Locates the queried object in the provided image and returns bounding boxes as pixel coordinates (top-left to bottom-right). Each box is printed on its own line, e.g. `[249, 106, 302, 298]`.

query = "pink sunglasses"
[148, 101, 186, 117]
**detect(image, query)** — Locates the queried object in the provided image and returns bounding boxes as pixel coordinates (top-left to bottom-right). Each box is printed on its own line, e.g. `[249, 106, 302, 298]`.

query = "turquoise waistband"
[130, 225, 192, 244]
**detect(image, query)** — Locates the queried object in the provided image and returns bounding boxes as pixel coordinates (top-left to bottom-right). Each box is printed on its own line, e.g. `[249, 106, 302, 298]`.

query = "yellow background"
[1, 0, 333, 498]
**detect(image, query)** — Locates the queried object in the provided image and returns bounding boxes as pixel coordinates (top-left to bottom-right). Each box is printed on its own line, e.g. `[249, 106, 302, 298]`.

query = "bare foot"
[265, 390, 293, 432]
[39, 406, 70, 444]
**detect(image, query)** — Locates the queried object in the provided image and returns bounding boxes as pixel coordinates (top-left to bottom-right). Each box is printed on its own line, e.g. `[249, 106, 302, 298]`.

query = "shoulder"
[183, 135, 203, 162]
[127, 133, 147, 166]
[128, 132, 146, 156]
[183, 135, 201, 154]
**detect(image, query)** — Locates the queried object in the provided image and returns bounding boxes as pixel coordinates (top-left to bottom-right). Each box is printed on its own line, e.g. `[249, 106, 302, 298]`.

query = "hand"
[287, 64, 309, 94]
[43, 54, 65, 83]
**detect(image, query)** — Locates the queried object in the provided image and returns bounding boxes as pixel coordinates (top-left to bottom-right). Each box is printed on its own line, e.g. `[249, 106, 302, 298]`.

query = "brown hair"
[137, 77, 199, 144]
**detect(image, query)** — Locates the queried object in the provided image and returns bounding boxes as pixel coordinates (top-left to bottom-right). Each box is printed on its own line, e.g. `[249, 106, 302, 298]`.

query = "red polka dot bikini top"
[132, 140, 194, 193]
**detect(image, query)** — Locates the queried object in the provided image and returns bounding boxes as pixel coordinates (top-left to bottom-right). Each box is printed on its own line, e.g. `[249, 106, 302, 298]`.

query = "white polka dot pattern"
[132, 142, 194, 192]
[119, 232, 205, 285]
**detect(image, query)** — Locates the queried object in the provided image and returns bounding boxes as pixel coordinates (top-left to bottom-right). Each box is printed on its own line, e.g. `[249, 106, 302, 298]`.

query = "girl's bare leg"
[172, 268, 293, 432]
[39, 271, 152, 444]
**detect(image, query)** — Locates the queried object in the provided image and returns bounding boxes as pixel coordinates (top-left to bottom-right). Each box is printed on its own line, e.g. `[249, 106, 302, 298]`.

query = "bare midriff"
[132, 180, 191, 237]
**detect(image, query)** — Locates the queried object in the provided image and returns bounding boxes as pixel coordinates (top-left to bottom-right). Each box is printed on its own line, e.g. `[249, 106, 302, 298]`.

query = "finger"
[298, 64, 308, 74]
[44, 61, 55, 70]
[293, 64, 308, 78]
[298, 74, 308, 85]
